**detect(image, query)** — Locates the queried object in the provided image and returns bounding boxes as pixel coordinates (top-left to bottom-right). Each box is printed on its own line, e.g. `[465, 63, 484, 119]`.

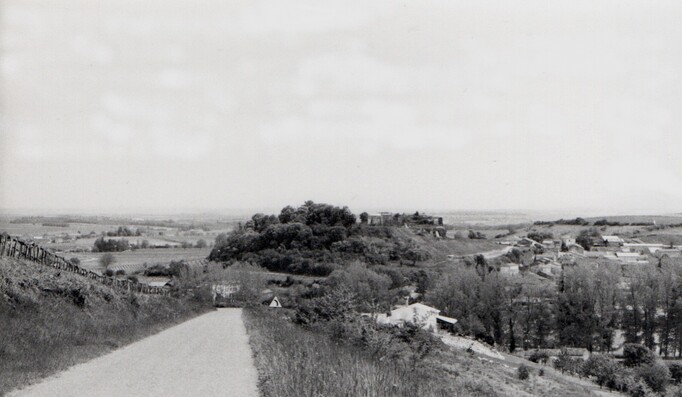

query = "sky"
[1, 0, 682, 215]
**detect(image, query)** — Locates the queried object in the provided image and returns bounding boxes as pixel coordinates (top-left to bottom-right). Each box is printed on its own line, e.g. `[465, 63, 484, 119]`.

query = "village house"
[614, 251, 648, 264]
[499, 263, 520, 276]
[148, 280, 170, 288]
[566, 244, 585, 254]
[516, 237, 545, 249]
[368, 213, 383, 226]
[602, 235, 625, 247]
[541, 239, 559, 249]
[376, 303, 457, 333]
[561, 236, 576, 247]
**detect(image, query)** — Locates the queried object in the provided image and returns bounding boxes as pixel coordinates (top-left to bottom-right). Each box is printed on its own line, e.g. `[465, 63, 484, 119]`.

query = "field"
[0, 217, 232, 251]
[68, 248, 211, 274]
[0, 215, 224, 276]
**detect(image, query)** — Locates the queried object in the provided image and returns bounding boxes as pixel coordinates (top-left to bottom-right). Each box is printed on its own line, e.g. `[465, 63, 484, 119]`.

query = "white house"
[602, 236, 625, 246]
[499, 264, 520, 276]
[376, 303, 456, 333]
[615, 251, 648, 264]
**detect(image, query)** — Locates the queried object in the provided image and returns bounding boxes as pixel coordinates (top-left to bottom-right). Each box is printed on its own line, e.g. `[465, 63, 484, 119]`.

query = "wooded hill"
[208, 201, 431, 276]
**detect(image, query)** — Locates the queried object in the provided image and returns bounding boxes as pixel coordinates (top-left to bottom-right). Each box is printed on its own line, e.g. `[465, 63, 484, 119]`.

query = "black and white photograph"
[2, 1, 682, 396]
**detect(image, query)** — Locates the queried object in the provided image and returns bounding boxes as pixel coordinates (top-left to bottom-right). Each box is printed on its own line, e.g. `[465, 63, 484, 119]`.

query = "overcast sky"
[1, 0, 681, 215]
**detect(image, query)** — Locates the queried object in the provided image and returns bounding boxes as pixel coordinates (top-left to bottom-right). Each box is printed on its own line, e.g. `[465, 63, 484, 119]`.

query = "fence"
[0, 234, 171, 296]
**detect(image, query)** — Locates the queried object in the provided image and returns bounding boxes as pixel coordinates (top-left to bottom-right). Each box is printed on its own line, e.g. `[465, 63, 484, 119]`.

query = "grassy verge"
[0, 258, 211, 395]
[244, 308, 490, 397]
[243, 308, 601, 397]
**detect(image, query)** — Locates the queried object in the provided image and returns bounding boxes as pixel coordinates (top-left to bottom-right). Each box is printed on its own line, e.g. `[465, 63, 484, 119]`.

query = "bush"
[635, 362, 670, 393]
[669, 362, 682, 384]
[624, 344, 657, 368]
[666, 385, 682, 397]
[468, 230, 487, 240]
[553, 349, 582, 375]
[528, 350, 550, 365]
[582, 354, 621, 389]
[517, 364, 530, 380]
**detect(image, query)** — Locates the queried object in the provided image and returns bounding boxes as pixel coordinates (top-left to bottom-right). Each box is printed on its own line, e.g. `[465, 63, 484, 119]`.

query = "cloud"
[157, 69, 192, 90]
[233, 1, 375, 35]
[259, 99, 471, 153]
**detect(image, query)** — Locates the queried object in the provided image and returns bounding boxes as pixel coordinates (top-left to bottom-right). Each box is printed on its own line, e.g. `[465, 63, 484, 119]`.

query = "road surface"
[9, 309, 259, 397]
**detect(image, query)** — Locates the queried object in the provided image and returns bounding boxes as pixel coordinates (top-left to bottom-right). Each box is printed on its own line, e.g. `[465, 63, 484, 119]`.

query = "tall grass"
[0, 258, 211, 395]
[243, 308, 483, 397]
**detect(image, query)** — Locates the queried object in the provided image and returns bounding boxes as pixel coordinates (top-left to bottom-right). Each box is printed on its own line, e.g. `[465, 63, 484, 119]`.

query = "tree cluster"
[527, 231, 553, 243]
[93, 237, 129, 252]
[105, 226, 142, 237]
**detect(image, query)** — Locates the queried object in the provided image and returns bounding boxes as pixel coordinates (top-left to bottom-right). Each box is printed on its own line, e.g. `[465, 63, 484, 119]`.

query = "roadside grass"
[0, 258, 211, 395]
[243, 308, 499, 397]
[244, 308, 601, 397]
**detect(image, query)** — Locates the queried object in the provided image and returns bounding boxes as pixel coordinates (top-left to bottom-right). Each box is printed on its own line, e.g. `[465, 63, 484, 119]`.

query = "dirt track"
[9, 309, 259, 397]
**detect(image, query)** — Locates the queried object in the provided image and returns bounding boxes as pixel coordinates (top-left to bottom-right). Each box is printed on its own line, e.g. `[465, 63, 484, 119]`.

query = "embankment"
[0, 257, 211, 395]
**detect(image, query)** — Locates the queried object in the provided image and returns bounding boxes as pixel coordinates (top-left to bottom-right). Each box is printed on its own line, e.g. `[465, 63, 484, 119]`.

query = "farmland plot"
[68, 248, 211, 273]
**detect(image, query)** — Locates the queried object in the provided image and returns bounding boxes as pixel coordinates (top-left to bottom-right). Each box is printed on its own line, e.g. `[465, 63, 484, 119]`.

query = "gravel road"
[9, 309, 259, 397]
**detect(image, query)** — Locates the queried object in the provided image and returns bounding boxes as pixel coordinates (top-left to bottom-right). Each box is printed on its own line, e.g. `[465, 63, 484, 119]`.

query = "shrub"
[635, 362, 670, 393]
[666, 385, 682, 397]
[554, 349, 582, 375]
[625, 379, 656, 397]
[669, 362, 682, 384]
[528, 350, 550, 364]
[582, 354, 621, 389]
[104, 268, 114, 277]
[468, 230, 487, 240]
[624, 344, 657, 368]
[517, 364, 530, 380]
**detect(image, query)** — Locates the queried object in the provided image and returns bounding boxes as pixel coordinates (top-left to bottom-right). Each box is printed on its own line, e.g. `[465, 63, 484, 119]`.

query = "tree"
[100, 252, 115, 268]
[359, 212, 369, 224]
[581, 354, 621, 389]
[327, 262, 391, 313]
[635, 362, 670, 393]
[623, 344, 656, 367]
[195, 239, 207, 248]
[576, 228, 601, 251]
[93, 237, 129, 252]
[556, 266, 598, 350]
[527, 231, 553, 243]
